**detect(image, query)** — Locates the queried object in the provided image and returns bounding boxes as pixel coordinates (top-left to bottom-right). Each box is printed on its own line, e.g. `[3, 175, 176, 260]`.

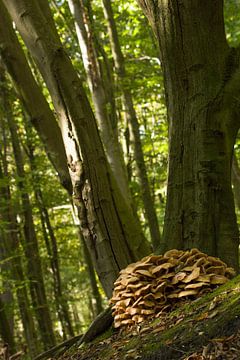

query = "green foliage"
[1, 0, 240, 355]
[224, 0, 240, 46]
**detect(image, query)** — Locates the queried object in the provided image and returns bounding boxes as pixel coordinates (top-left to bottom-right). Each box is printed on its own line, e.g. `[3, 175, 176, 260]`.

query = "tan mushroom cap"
[164, 249, 183, 258]
[205, 266, 225, 275]
[210, 275, 228, 284]
[126, 307, 141, 316]
[207, 256, 226, 266]
[225, 267, 236, 277]
[167, 292, 180, 299]
[152, 262, 175, 275]
[135, 269, 155, 278]
[132, 315, 145, 323]
[178, 289, 199, 297]
[141, 309, 155, 315]
[182, 267, 200, 283]
[134, 284, 152, 297]
[172, 272, 187, 284]
[111, 248, 235, 329]
[185, 282, 209, 289]
[139, 299, 155, 307]
[196, 274, 211, 283]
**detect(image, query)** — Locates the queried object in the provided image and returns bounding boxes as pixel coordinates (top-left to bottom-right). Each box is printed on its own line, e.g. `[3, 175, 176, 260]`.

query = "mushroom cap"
[182, 267, 200, 283]
[178, 289, 199, 297]
[110, 248, 235, 329]
[185, 282, 209, 289]
[135, 269, 154, 278]
[210, 275, 228, 284]
[172, 272, 187, 284]
[152, 262, 175, 275]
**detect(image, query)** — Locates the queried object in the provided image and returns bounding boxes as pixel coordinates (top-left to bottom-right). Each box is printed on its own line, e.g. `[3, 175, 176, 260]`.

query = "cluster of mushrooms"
[110, 248, 235, 329]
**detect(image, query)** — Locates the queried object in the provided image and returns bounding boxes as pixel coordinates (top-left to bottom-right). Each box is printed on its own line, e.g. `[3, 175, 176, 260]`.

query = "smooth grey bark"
[1, 78, 56, 349]
[3, 0, 151, 297]
[67, 0, 132, 204]
[138, 0, 240, 270]
[101, 0, 161, 251]
[0, 1, 72, 194]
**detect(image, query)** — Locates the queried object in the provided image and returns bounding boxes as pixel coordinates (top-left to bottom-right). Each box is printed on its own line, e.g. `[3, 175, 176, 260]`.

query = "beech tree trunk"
[0, 1, 72, 194]
[67, 0, 131, 204]
[3, 0, 151, 297]
[101, 0, 161, 251]
[138, 0, 240, 270]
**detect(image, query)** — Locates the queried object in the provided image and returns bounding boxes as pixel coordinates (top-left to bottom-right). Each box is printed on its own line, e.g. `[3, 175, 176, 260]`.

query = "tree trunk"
[0, 235, 15, 352]
[0, 132, 39, 355]
[0, 176, 39, 356]
[26, 140, 74, 339]
[101, 0, 161, 251]
[67, 0, 131, 204]
[39, 195, 74, 338]
[71, 207, 103, 316]
[0, 1, 72, 194]
[3, 0, 151, 297]
[1, 75, 56, 349]
[0, 297, 15, 353]
[78, 228, 103, 316]
[232, 153, 240, 210]
[0, 243, 15, 353]
[138, 0, 240, 270]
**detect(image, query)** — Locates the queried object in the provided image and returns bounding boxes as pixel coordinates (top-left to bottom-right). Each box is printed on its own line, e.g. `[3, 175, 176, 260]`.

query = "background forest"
[0, 0, 240, 357]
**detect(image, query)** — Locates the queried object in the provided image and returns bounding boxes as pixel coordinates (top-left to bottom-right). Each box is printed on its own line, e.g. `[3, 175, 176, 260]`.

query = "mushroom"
[110, 248, 235, 329]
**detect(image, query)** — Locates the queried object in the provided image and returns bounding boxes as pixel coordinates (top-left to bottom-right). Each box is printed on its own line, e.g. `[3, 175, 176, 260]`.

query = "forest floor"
[55, 275, 240, 360]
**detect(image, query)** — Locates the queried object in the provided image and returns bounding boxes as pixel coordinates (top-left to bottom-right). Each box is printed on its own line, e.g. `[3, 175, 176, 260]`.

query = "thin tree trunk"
[138, 0, 240, 270]
[39, 195, 74, 338]
[3, 0, 151, 297]
[0, 240, 15, 353]
[67, 0, 131, 204]
[232, 153, 240, 210]
[78, 229, 103, 316]
[1, 75, 56, 349]
[0, 296, 15, 353]
[101, 0, 161, 250]
[71, 303, 82, 334]
[0, 235, 15, 352]
[0, 2, 72, 194]
[9, 129, 56, 350]
[0, 176, 38, 356]
[26, 139, 74, 338]
[0, 129, 39, 355]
